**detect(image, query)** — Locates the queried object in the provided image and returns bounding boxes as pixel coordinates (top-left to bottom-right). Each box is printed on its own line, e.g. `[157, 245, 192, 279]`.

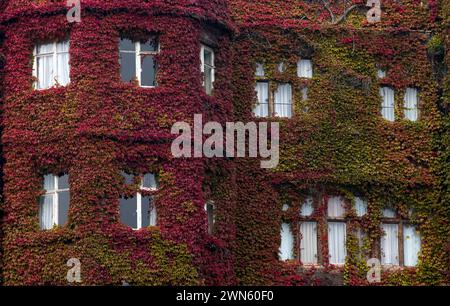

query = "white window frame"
[41, 174, 69, 229]
[33, 41, 70, 90]
[120, 39, 159, 88]
[200, 44, 215, 94]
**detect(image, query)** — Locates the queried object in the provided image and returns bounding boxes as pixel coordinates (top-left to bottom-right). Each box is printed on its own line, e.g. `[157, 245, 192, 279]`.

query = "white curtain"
[381, 223, 399, 265]
[300, 221, 318, 264]
[274, 83, 292, 118]
[403, 225, 421, 267]
[40, 194, 54, 230]
[328, 222, 347, 264]
[380, 87, 395, 121]
[149, 198, 157, 227]
[255, 63, 265, 77]
[37, 42, 54, 89]
[254, 82, 269, 117]
[43, 174, 55, 191]
[301, 86, 309, 101]
[56, 41, 70, 86]
[404, 88, 418, 121]
[354, 197, 368, 217]
[301, 197, 314, 216]
[297, 59, 313, 78]
[328, 196, 345, 218]
[279, 223, 294, 261]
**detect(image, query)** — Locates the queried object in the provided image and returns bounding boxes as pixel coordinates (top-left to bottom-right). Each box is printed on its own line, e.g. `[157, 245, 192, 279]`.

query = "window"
[299, 197, 318, 264]
[297, 59, 313, 78]
[277, 62, 287, 73]
[380, 87, 395, 121]
[355, 197, 368, 217]
[253, 82, 269, 117]
[33, 40, 70, 89]
[327, 197, 347, 265]
[255, 63, 265, 77]
[200, 45, 215, 95]
[404, 87, 419, 121]
[119, 37, 158, 87]
[39, 174, 70, 230]
[403, 225, 421, 267]
[381, 223, 399, 265]
[274, 84, 293, 118]
[120, 172, 158, 230]
[205, 201, 215, 235]
[279, 223, 295, 261]
[377, 69, 386, 79]
[380, 207, 421, 267]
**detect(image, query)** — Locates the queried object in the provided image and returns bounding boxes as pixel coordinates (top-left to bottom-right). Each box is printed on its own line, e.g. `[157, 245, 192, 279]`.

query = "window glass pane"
[404, 225, 421, 267]
[56, 51, 70, 86]
[355, 197, 367, 217]
[206, 203, 214, 234]
[380, 87, 395, 121]
[58, 174, 69, 190]
[141, 55, 156, 87]
[58, 191, 70, 226]
[297, 59, 313, 78]
[204, 66, 213, 95]
[37, 43, 54, 55]
[140, 38, 158, 52]
[203, 48, 213, 66]
[300, 197, 314, 216]
[254, 82, 269, 117]
[381, 223, 399, 265]
[120, 52, 136, 82]
[279, 223, 294, 261]
[404, 88, 418, 121]
[328, 222, 347, 264]
[377, 69, 386, 79]
[255, 63, 265, 77]
[56, 41, 69, 53]
[44, 174, 55, 191]
[143, 173, 157, 189]
[300, 221, 318, 264]
[328, 196, 345, 218]
[120, 197, 138, 229]
[37, 55, 54, 89]
[40, 194, 54, 230]
[121, 171, 134, 185]
[383, 208, 396, 218]
[274, 83, 292, 118]
[119, 38, 135, 51]
[142, 196, 157, 228]
[301, 86, 309, 101]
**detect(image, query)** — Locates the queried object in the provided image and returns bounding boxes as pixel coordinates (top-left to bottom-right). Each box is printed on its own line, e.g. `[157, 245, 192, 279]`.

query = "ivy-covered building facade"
[0, 0, 448, 285]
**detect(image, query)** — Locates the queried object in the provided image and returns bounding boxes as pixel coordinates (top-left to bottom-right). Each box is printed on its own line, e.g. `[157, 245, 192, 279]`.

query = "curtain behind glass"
[328, 222, 347, 264]
[274, 83, 292, 118]
[380, 87, 395, 121]
[403, 225, 421, 266]
[279, 223, 294, 261]
[254, 82, 269, 117]
[381, 223, 399, 265]
[40, 194, 53, 230]
[300, 221, 318, 264]
[404, 88, 418, 121]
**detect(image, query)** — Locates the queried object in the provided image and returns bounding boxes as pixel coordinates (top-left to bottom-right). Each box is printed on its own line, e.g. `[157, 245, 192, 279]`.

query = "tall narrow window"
[200, 45, 215, 95]
[119, 37, 158, 87]
[274, 83, 292, 118]
[404, 87, 419, 121]
[253, 81, 269, 117]
[40, 174, 70, 230]
[380, 87, 395, 121]
[381, 223, 399, 265]
[279, 223, 294, 261]
[34, 40, 70, 89]
[205, 201, 215, 235]
[327, 197, 347, 265]
[300, 221, 318, 264]
[297, 59, 313, 78]
[403, 225, 421, 267]
[255, 63, 265, 77]
[120, 172, 158, 230]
